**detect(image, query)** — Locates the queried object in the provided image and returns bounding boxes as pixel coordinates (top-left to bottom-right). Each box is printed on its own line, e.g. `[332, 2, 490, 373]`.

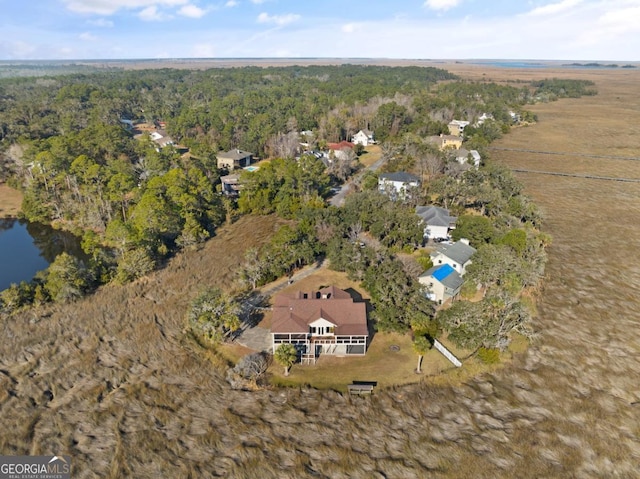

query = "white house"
[415, 206, 457, 240]
[455, 148, 482, 168]
[475, 113, 494, 126]
[378, 172, 420, 200]
[418, 264, 464, 305]
[271, 286, 368, 364]
[448, 120, 470, 137]
[150, 130, 175, 149]
[430, 239, 476, 276]
[351, 129, 375, 146]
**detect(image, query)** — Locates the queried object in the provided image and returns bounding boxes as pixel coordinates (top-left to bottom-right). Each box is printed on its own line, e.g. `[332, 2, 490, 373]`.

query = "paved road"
[329, 155, 387, 207]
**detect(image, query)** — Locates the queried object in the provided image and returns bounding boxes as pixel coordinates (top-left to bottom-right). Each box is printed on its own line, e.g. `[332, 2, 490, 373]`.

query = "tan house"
[428, 134, 463, 151]
[418, 264, 464, 305]
[448, 120, 470, 137]
[217, 149, 253, 170]
[271, 286, 368, 364]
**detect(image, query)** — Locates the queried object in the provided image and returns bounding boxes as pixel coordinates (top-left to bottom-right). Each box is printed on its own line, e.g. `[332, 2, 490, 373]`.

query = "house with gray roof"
[217, 149, 254, 170]
[430, 239, 476, 276]
[418, 264, 464, 304]
[378, 172, 420, 200]
[454, 148, 482, 168]
[416, 205, 457, 240]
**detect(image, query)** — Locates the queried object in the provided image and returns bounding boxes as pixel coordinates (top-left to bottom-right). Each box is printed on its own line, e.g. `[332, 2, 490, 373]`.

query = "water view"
[0, 218, 85, 291]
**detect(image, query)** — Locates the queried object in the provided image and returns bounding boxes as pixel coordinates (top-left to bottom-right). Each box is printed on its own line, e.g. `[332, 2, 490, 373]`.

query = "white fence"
[433, 339, 462, 367]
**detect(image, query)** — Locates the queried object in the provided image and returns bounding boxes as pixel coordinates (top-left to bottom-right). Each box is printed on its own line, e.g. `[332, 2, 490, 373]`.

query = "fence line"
[433, 339, 462, 368]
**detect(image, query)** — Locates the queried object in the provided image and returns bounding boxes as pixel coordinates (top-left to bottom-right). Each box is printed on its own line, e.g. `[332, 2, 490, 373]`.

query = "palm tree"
[413, 335, 431, 374]
[274, 343, 298, 376]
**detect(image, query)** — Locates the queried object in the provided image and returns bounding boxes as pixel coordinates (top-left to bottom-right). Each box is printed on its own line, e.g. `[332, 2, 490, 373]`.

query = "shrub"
[477, 347, 500, 364]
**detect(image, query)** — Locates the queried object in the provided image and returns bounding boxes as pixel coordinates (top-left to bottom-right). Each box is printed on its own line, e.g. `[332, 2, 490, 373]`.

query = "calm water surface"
[0, 218, 85, 291]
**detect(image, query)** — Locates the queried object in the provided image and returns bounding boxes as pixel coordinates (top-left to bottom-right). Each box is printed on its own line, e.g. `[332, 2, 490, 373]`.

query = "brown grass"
[0, 183, 22, 218]
[358, 144, 382, 168]
[3, 65, 640, 477]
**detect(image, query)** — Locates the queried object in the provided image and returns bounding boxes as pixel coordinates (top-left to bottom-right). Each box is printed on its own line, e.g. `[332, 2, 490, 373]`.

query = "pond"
[0, 218, 86, 291]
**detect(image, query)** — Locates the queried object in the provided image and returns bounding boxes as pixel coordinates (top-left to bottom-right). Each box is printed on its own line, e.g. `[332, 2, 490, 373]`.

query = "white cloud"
[424, 0, 462, 11]
[87, 18, 114, 27]
[598, 5, 640, 33]
[63, 0, 187, 16]
[526, 0, 583, 16]
[342, 23, 359, 33]
[0, 40, 37, 59]
[193, 43, 216, 57]
[79, 32, 98, 41]
[257, 12, 300, 26]
[178, 4, 207, 18]
[573, 4, 640, 48]
[225, 0, 238, 6]
[139, 5, 169, 21]
[251, 0, 266, 4]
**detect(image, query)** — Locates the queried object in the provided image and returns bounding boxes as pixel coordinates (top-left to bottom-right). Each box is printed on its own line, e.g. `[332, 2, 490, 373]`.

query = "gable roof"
[420, 264, 464, 290]
[355, 129, 373, 137]
[379, 172, 420, 183]
[455, 148, 470, 158]
[415, 205, 457, 227]
[433, 241, 476, 265]
[218, 149, 253, 160]
[271, 286, 367, 336]
[328, 141, 355, 150]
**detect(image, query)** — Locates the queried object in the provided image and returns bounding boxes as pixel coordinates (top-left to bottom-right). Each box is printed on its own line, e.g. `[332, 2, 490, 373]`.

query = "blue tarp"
[432, 264, 455, 281]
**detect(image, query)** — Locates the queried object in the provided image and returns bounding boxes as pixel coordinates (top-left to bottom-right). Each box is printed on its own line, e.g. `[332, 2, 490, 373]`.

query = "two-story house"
[448, 120, 470, 137]
[420, 239, 476, 305]
[454, 148, 482, 168]
[351, 129, 375, 146]
[415, 205, 457, 241]
[429, 239, 476, 276]
[378, 172, 421, 200]
[418, 264, 464, 305]
[427, 134, 463, 151]
[217, 149, 254, 170]
[271, 286, 368, 364]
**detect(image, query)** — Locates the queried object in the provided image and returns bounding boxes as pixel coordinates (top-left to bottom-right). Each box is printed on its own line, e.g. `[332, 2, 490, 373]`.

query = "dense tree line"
[532, 78, 597, 100]
[1, 65, 555, 334]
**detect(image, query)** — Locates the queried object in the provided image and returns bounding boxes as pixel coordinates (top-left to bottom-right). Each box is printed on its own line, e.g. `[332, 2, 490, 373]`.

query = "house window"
[310, 327, 316, 334]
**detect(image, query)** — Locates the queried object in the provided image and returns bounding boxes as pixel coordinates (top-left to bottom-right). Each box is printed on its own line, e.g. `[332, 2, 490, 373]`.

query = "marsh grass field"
[1, 63, 640, 477]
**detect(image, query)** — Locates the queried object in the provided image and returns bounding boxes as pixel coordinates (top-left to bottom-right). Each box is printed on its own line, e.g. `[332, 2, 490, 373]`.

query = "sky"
[0, 0, 639, 61]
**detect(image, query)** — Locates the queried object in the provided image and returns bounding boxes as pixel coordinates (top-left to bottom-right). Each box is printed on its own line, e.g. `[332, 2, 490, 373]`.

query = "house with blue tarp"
[418, 263, 464, 305]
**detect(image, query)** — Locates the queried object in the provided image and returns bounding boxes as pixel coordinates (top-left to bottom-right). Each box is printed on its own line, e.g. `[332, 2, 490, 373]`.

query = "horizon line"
[1, 57, 638, 64]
